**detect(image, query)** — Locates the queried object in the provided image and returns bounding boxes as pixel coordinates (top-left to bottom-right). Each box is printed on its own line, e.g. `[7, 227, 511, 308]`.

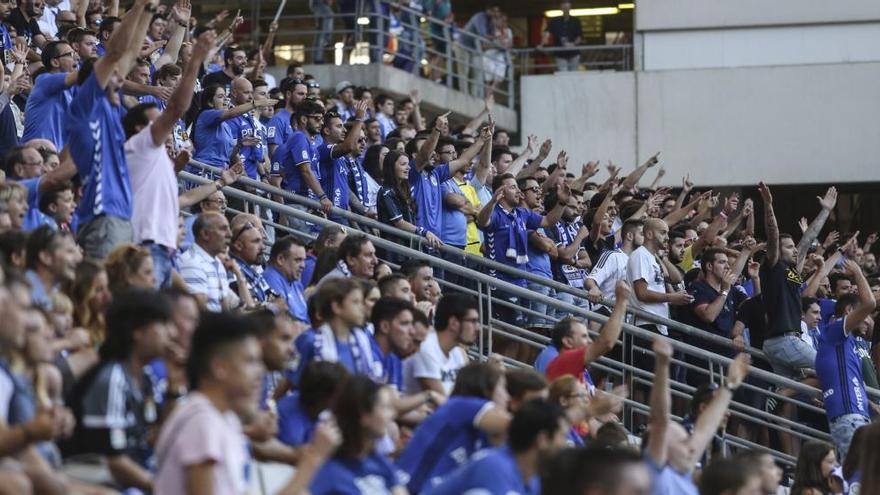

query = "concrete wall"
[519, 63, 880, 187]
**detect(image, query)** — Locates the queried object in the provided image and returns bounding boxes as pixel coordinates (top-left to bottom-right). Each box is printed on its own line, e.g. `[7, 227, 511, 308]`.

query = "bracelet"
[416, 227, 427, 236]
[319, 193, 328, 200]
[176, 19, 187, 27]
[724, 382, 738, 393]
[214, 181, 224, 191]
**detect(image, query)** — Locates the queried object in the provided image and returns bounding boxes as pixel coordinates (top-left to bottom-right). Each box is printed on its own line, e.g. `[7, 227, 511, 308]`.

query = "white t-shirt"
[154, 392, 249, 495]
[403, 331, 467, 395]
[586, 248, 630, 303]
[626, 246, 669, 335]
[125, 124, 179, 249]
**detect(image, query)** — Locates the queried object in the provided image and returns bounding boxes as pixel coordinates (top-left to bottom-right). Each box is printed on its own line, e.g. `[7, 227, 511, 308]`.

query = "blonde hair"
[0, 181, 27, 202]
[50, 292, 74, 316]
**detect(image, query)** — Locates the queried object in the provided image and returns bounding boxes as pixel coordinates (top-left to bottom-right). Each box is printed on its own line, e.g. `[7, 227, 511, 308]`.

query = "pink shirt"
[125, 124, 179, 248]
[154, 392, 249, 495]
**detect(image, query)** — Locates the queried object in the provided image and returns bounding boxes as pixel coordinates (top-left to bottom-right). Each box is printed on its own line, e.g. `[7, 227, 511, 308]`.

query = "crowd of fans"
[0, 0, 878, 494]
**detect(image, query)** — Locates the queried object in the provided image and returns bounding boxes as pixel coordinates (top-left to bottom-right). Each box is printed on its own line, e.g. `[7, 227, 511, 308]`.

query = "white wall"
[520, 63, 880, 187]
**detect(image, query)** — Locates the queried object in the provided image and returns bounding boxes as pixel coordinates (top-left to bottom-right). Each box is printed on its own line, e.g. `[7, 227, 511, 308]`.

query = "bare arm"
[153, 27, 211, 145]
[797, 187, 838, 272]
[516, 138, 552, 180]
[646, 337, 672, 466]
[449, 129, 490, 176]
[220, 99, 276, 121]
[474, 126, 493, 186]
[584, 282, 630, 366]
[178, 164, 242, 209]
[843, 259, 877, 332]
[155, 0, 191, 68]
[758, 182, 780, 267]
[553, 224, 589, 261]
[461, 95, 492, 136]
[620, 151, 659, 190]
[331, 102, 368, 158]
[93, 0, 148, 87]
[118, 0, 155, 77]
[108, 454, 153, 492]
[415, 123, 442, 171]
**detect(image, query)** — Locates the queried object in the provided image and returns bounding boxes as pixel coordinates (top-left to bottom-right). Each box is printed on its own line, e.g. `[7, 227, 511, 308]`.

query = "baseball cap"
[335, 81, 355, 94]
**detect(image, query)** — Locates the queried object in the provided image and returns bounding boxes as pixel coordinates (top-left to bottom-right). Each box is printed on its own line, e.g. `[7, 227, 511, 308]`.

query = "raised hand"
[606, 161, 621, 178]
[723, 193, 739, 215]
[171, 0, 191, 23]
[682, 173, 694, 192]
[587, 385, 628, 418]
[409, 88, 421, 106]
[354, 99, 369, 120]
[747, 258, 760, 280]
[614, 280, 631, 301]
[798, 217, 808, 234]
[537, 138, 552, 159]
[822, 230, 840, 249]
[645, 151, 660, 167]
[526, 134, 538, 152]
[221, 162, 244, 186]
[434, 111, 450, 134]
[556, 150, 569, 170]
[479, 123, 493, 142]
[758, 181, 773, 204]
[556, 180, 571, 204]
[483, 93, 494, 113]
[720, 269, 737, 291]
[311, 417, 342, 460]
[742, 198, 753, 216]
[582, 161, 599, 178]
[843, 231, 860, 257]
[726, 353, 751, 388]
[818, 186, 838, 211]
[865, 232, 878, 247]
[653, 336, 673, 364]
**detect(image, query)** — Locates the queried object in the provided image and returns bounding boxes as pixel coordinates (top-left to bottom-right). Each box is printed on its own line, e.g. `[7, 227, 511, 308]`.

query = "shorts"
[76, 215, 133, 260]
[829, 413, 870, 459]
[762, 334, 816, 380]
[526, 282, 555, 328]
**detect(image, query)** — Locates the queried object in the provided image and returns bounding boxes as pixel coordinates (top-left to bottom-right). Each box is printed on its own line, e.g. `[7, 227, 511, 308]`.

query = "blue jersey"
[547, 220, 587, 288]
[263, 265, 308, 323]
[22, 72, 75, 149]
[266, 109, 292, 149]
[18, 177, 51, 231]
[192, 109, 235, 167]
[277, 131, 320, 197]
[286, 329, 357, 385]
[396, 396, 494, 493]
[310, 452, 401, 495]
[424, 447, 540, 495]
[533, 345, 559, 374]
[481, 205, 543, 287]
[439, 178, 467, 246]
[276, 391, 317, 448]
[317, 143, 351, 223]
[370, 338, 404, 391]
[816, 317, 870, 420]
[226, 113, 265, 179]
[525, 228, 554, 280]
[66, 72, 132, 224]
[409, 163, 451, 236]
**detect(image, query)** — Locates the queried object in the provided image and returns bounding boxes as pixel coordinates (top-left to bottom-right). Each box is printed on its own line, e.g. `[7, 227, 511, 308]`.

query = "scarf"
[502, 206, 529, 264]
[335, 260, 352, 277]
[347, 157, 370, 206]
[313, 324, 382, 380]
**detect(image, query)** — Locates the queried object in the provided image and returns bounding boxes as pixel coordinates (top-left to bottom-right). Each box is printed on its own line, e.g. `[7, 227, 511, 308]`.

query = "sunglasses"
[232, 221, 255, 243]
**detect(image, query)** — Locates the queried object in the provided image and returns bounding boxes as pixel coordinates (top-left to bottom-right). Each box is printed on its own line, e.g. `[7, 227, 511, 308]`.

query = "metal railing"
[182, 159, 880, 466]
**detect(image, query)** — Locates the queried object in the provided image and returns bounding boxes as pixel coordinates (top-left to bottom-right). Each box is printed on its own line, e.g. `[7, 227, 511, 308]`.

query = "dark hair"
[451, 362, 502, 399]
[41, 40, 70, 69]
[4, 145, 33, 178]
[791, 441, 834, 495]
[308, 247, 339, 289]
[299, 361, 349, 416]
[223, 45, 245, 66]
[541, 447, 646, 495]
[399, 259, 431, 280]
[688, 383, 718, 418]
[801, 296, 819, 314]
[67, 27, 96, 44]
[0, 230, 28, 268]
[491, 172, 516, 192]
[38, 182, 74, 216]
[506, 369, 548, 401]
[314, 277, 362, 321]
[828, 272, 852, 295]
[99, 289, 172, 362]
[858, 422, 880, 494]
[269, 235, 305, 262]
[434, 293, 477, 332]
[593, 421, 630, 449]
[313, 225, 346, 254]
[293, 100, 325, 129]
[154, 63, 182, 84]
[378, 273, 408, 295]
[699, 248, 726, 273]
[194, 84, 225, 149]
[491, 146, 513, 164]
[843, 425, 868, 480]
[363, 144, 386, 183]
[25, 226, 70, 270]
[621, 219, 644, 241]
[508, 399, 565, 453]
[834, 293, 860, 317]
[382, 150, 416, 219]
[186, 312, 257, 389]
[371, 297, 414, 329]
[98, 16, 121, 38]
[374, 93, 393, 108]
[122, 102, 159, 138]
[333, 375, 385, 458]
[286, 61, 302, 75]
[550, 316, 581, 350]
[699, 458, 759, 495]
[337, 233, 371, 266]
[192, 212, 221, 240]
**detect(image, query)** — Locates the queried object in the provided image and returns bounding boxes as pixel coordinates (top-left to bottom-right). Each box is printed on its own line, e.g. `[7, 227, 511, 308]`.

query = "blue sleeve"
[378, 188, 403, 223]
[69, 73, 101, 118]
[819, 319, 847, 346]
[449, 397, 491, 427]
[276, 396, 313, 447]
[267, 114, 286, 146]
[35, 73, 68, 97]
[691, 283, 716, 306]
[480, 206, 502, 231]
[19, 177, 40, 208]
[434, 164, 451, 183]
[289, 133, 312, 167]
[286, 331, 316, 385]
[317, 143, 334, 165]
[525, 210, 543, 230]
[200, 109, 224, 127]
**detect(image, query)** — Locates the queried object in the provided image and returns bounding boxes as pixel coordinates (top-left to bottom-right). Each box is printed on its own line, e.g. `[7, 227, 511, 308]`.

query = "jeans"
[284, 203, 313, 243]
[311, 2, 334, 63]
[554, 290, 589, 320]
[526, 283, 554, 329]
[144, 242, 174, 289]
[76, 215, 133, 260]
[762, 334, 817, 380]
[454, 42, 483, 97]
[829, 413, 870, 459]
[555, 55, 580, 72]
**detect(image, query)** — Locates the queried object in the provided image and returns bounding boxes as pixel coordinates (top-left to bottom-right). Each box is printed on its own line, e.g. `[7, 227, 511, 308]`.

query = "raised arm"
[414, 114, 444, 171]
[260, 21, 279, 59]
[474, 121, 493, 187]
[796, 187, 838, 272]
[686, 354, 749, 472]
[664, 191, 705, 227]
[330, 100, 368, 158]
[155, 0, 191, 68]
[118, 0, 156, 77]
[759, 182, 780, 267]
[516, 138, 552, 179]
[461, 94, 492, 137]
[449, 125, 491, 175]
[583, 282, 630, 367]
[843, 259, 877, 332]
[94, 0, 149, 87]
[646, 337, 672, 466]
[409, 89, 425, 131]
[220, 97, 277, 121]
[570, 161, 600, 192]
[504, 138, 535, 177]
[620, 151, 659, 191]
[152, 28, 213, 145]
[539, 182, 571, 228]
[476, 186, 503, 229]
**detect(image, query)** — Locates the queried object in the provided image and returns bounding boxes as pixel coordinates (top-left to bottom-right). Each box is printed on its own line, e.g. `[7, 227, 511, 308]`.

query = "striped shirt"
[586, 248, 630, 303]
[179, 244, 238, 312]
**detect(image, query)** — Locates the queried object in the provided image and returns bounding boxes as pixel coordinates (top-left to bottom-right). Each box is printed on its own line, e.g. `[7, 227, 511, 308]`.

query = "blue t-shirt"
[409, 163, 451, 236]
[266, 109, 292, 149]
[18, 177, 51, 231]
[66, 72, 132, 224]
[533, 345, 559, 374]
[286, 328, 358, 385]
[301, 254, 317, 287]
[481, 205, 544, 287]
[370, 337, 403, 392]
[819, 298, 837, 325]
[263, 265, 308, 323]
[424, 447, 540, 495]
[648, 456, 698, 495]
[22, 72, 74, 149]
[276, 391, 317, 448]
[396, 396, 493, 493]
[317, 142, 351, 223]
[192, 109, 235, 167]
[277, 131, 320, 197]
[525, 228, 554, 280]
[310, 452, 401, 495]
[439, 178, 468, 247]
[816, 317, 870, 420]
[226, 113, 265, 179]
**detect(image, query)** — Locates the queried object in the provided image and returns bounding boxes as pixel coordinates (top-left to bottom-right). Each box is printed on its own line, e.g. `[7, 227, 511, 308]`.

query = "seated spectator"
[425, 400, 568, 495]
[67, 259, 111, 346]
[264, 235, 309, 324]
[308, 376, 403, 494]
[505, 368, 548, 413]
[403, 293, 476, 396]
[533, 317, 585, 374]
[277, 361, 348, 449]
[153, 312, 263, 493]
[541, 446, 652, 495]
[790, 441, 840, 495]
[228, 218, 271, 305]
[104, 243, 156, 293]
[378, 272, 414, 302]
[396, 362, 512, 493]
[547, 375, 589, 447]
[63, 289, 174, 492]
[699, 458, 763, 495]
[732, 450, 783, 495]
[302, 225, 346, 287]
[24, 226, 80, 309]
[37, 182, 75, 231]
[314, 233, 378, 288]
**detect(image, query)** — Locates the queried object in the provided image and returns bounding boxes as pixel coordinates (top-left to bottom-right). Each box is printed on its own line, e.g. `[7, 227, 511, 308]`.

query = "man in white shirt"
[586, 218, 643, 315]
[404, 293, 478, 396]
